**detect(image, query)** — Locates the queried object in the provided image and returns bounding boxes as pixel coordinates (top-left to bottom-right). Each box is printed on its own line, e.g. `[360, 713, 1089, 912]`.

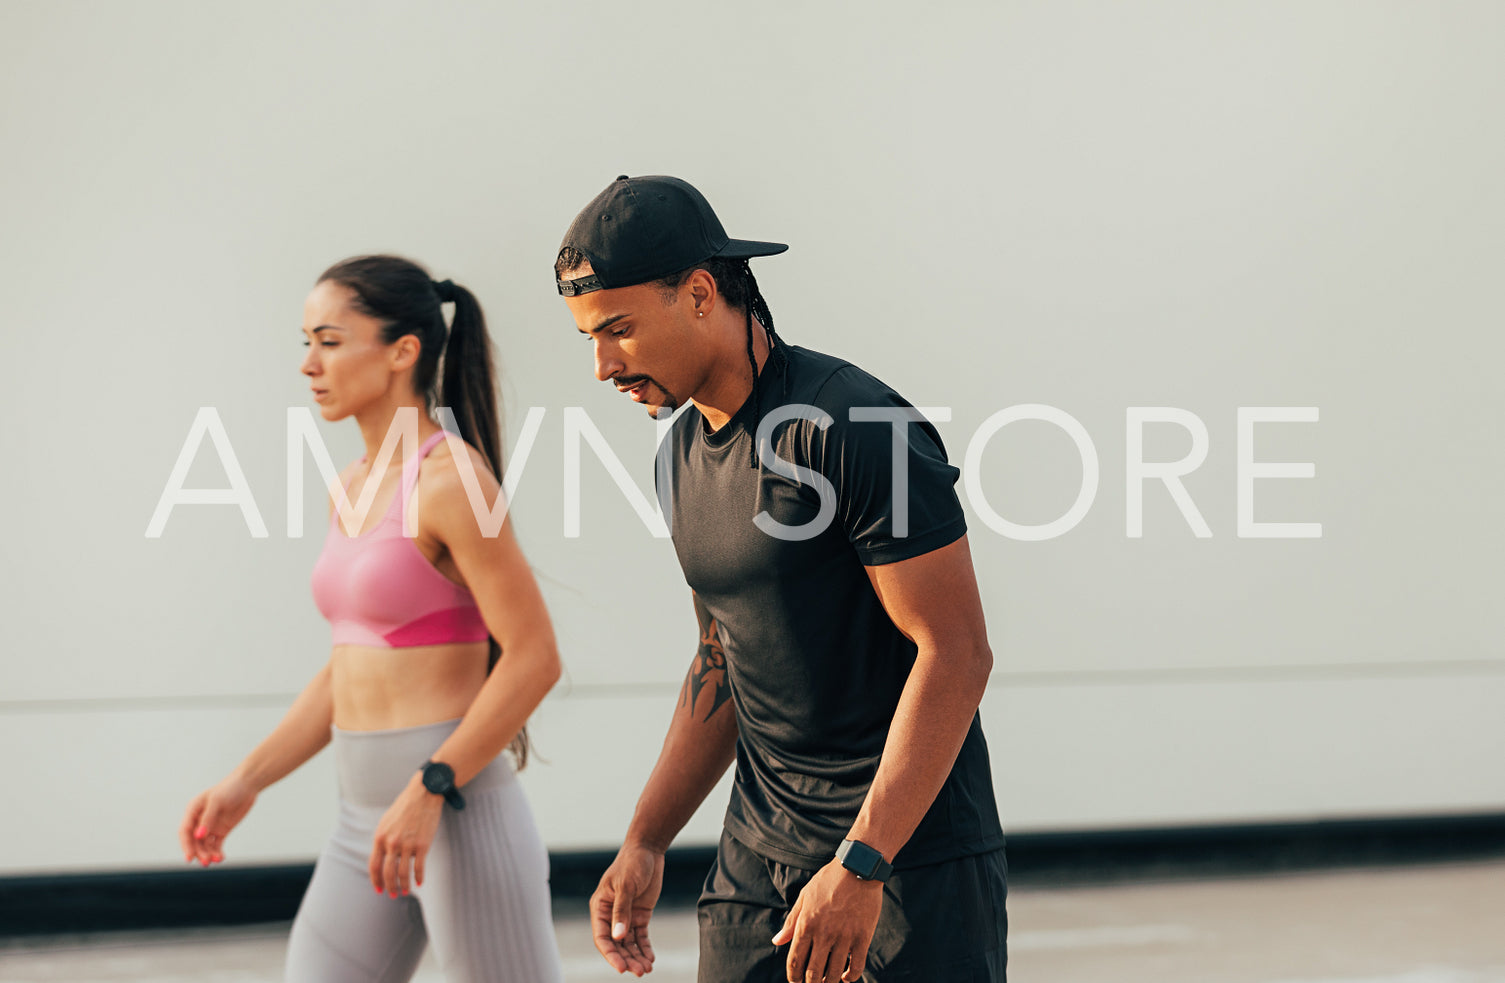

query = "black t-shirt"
[655, 345, 1004, 870]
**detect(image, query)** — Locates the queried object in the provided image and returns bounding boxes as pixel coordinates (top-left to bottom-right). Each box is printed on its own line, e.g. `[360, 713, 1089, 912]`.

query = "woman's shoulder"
[412, 433, 508, 539]
[415, 433, 500, 497]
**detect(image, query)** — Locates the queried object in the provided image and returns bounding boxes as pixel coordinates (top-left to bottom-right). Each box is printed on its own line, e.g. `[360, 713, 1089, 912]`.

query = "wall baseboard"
[3, 813, 1502, 937]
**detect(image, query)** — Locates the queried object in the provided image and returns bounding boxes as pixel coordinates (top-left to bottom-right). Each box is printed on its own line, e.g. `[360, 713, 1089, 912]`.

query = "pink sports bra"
[310, 430, 489, 648]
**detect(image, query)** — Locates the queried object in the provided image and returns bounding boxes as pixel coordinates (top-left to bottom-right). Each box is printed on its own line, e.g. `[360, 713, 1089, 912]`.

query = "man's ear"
[686, 268, 718, 318]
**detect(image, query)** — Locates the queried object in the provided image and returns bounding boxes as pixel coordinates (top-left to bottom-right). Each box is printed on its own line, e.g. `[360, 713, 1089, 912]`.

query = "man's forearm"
[625, 695, 738, 853]
[626, 594, 740, 853]
[846, 640, 993, 861]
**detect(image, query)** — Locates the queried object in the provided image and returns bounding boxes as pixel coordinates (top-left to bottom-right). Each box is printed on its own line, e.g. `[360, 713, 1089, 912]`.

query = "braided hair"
[737, 260, 786, 468]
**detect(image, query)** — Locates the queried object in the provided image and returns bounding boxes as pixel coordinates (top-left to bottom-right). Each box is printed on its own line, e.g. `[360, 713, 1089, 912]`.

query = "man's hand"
[773, 860, 884, 983]
[591, 843, 665, 976]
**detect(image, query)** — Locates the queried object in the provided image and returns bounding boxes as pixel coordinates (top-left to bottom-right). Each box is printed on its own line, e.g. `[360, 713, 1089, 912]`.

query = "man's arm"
[591, 592, 740, 977]
[776, 534, 993, 983]
[845, 533, 993, 857]
[622, 591, 739, 851]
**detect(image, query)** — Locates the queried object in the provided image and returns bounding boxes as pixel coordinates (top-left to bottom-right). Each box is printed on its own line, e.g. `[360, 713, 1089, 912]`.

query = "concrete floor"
[2, 860, 1502, 982]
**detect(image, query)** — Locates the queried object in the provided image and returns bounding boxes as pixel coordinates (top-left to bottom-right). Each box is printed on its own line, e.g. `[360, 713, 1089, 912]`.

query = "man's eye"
[611, 326, 629, 337]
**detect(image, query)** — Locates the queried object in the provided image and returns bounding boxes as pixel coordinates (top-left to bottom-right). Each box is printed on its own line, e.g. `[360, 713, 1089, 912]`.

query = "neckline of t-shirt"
[698, 349, 790, 451]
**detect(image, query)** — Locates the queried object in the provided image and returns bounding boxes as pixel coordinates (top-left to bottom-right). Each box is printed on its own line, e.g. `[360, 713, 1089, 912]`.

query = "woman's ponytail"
[435, 282, 532, 771]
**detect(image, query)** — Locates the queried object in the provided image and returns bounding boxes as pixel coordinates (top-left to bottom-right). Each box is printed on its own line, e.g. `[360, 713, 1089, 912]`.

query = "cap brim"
[714, 238, 789, 259]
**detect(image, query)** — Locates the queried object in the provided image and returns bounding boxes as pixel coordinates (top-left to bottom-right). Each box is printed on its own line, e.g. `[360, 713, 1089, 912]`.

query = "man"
[555, 175, 1006, 982]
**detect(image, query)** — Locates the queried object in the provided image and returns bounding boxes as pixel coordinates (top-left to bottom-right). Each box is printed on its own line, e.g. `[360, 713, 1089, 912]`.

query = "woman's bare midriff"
[330, 641, 490, 731]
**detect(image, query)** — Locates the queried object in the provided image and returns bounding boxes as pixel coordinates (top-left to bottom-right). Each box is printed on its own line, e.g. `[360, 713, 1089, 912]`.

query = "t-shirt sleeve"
[812, 367, 968, 566]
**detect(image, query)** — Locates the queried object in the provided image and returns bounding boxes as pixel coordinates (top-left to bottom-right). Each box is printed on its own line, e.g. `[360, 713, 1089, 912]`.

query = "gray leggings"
[284, 718, 564, 983]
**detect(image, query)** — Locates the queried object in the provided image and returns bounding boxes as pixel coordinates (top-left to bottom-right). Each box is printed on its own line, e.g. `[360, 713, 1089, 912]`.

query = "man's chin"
[641, 386, 678, 419]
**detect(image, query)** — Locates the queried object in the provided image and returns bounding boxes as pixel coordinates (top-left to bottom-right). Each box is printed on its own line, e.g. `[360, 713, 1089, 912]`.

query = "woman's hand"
[369, 775, 445, 897]
[178, 773, 258, 867]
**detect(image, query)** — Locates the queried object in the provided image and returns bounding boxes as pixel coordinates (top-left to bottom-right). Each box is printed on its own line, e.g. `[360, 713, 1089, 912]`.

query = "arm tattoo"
[680, 593, 734, 722]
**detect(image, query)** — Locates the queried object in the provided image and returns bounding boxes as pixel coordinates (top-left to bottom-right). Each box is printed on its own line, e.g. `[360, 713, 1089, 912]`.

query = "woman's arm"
[179, 460, 357, 866]
[178, 662, 334, 866]
[232, 661, 335, 791]
[419, 443, 562, 783]
[364, 442, 562, 897]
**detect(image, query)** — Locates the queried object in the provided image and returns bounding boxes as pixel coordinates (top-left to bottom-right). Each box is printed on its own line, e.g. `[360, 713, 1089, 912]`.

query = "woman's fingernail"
[613, 921, 626, 938]
[194, 826, 206, 839]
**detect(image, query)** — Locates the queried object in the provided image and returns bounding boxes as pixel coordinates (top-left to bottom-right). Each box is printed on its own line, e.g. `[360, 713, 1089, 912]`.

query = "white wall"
[1, 0, 1501, 876]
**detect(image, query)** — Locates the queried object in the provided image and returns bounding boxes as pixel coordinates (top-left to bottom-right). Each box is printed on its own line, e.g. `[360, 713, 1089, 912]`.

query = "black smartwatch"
[419, 760, 466, 811]
[835, 839, 892, 882]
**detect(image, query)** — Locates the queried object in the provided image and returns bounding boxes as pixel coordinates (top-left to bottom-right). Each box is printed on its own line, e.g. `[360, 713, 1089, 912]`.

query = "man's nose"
[594, 341, 622, 382]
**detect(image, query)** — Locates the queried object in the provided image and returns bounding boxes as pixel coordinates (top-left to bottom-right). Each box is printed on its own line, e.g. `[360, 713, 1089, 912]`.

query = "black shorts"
[696, 830, 1007, 982]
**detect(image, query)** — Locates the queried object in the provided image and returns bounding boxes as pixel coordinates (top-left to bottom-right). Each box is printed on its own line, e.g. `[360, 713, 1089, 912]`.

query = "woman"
[177, 255, 565, 983]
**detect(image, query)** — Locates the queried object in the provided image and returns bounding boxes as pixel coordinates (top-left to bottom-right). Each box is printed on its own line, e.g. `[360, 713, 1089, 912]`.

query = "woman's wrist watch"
[835, 838, 892, 882]
[420, 760, 466, 811]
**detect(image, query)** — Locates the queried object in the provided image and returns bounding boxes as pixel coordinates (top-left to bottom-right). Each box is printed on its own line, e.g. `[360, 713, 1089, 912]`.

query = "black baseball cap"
[556, 175, 787, 296]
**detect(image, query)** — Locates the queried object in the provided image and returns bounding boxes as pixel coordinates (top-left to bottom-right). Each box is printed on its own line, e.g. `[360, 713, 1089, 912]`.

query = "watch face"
[838, 839, 889, 880]
[839, 840, 876, 878]
[423, 762, 453, 793]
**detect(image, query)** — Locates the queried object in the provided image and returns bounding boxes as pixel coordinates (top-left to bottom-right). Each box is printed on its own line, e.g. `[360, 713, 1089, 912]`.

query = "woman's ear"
[391, 334, 422, 372]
